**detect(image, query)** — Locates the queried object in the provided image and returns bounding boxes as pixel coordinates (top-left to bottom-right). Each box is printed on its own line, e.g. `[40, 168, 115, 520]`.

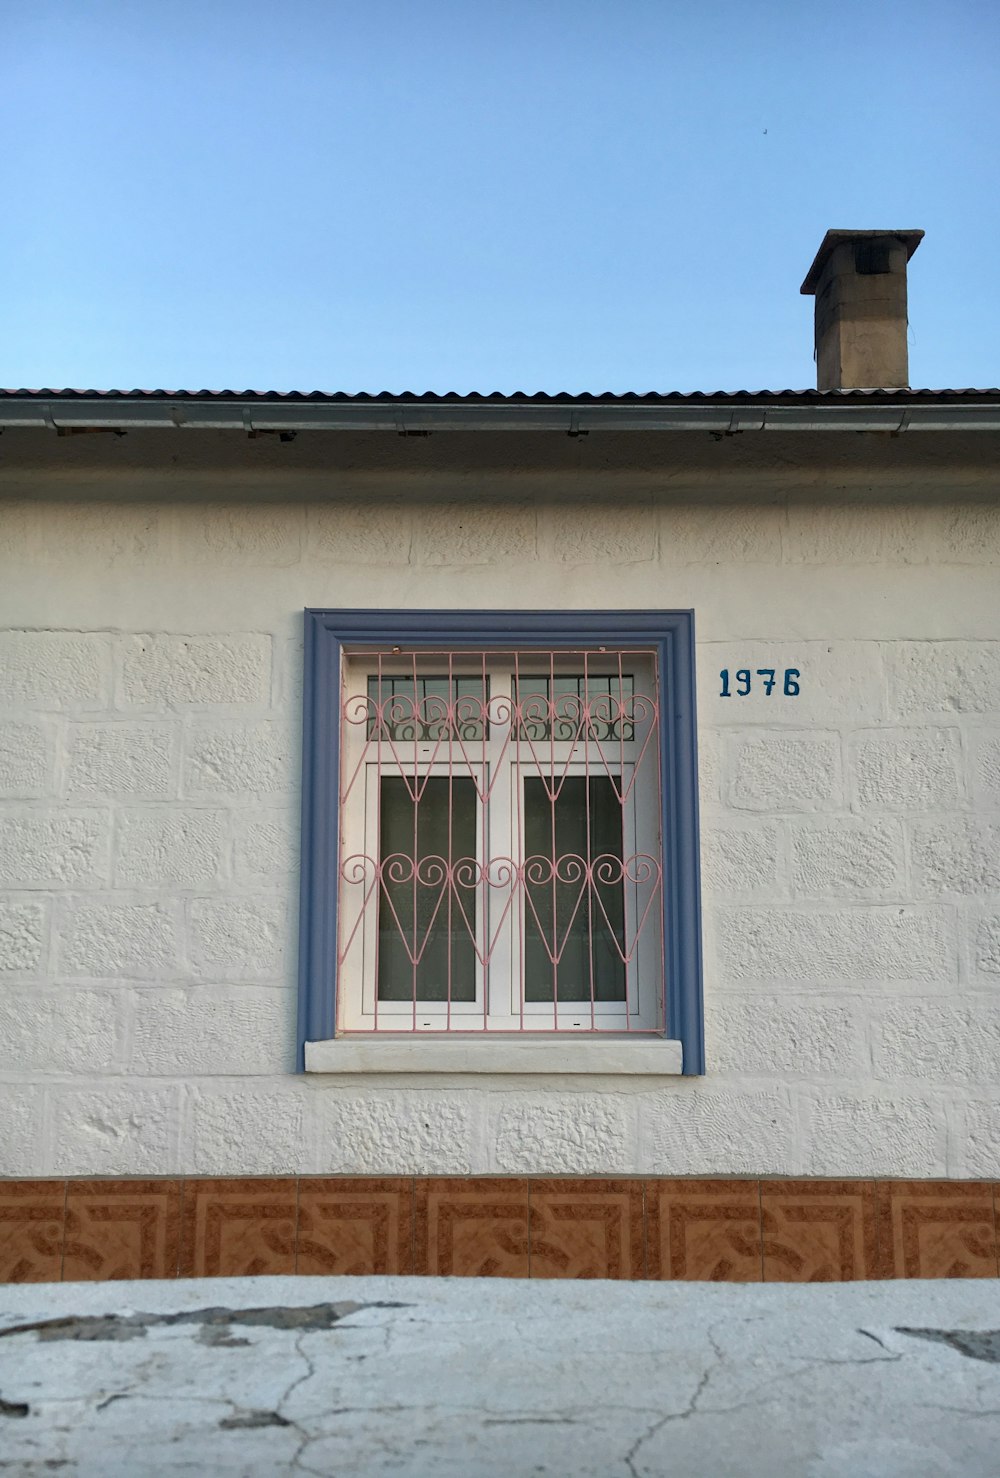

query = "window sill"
[304, 1037, 684, 1075]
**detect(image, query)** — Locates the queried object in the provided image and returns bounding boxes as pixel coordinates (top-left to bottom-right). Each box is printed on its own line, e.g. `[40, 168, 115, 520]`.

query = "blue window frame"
[297, 609, 704, 1074]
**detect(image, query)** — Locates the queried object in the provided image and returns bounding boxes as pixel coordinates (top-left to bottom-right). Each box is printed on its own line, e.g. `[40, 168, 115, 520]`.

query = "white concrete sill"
[304, 1036, 684, 1074]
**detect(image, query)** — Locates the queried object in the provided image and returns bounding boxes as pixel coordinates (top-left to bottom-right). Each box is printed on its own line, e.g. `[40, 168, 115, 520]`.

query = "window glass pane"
[514, 675, 634, 741]
[368, 677, 487, 741]
[523, 775, 626, 1002]
[377, 775, 477, 1002]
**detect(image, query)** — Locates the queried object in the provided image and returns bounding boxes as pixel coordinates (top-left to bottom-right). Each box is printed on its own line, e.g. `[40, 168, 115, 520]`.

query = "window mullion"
[485, 662, 514, 1026]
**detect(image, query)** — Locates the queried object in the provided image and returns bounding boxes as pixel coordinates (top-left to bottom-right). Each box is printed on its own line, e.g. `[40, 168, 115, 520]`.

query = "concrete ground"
[1, 1276, 999, 1476]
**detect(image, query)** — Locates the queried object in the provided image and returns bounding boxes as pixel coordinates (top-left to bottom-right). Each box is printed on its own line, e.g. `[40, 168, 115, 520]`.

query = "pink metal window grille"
[337, 649, 665, 1033]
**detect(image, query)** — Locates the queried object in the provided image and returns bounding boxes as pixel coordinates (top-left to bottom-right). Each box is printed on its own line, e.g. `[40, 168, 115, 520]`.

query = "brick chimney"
[800, 229, 924, 390]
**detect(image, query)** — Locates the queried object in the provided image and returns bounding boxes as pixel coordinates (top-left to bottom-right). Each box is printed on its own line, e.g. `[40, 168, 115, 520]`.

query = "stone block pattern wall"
[1, 1176, 998, 1284]
[1, 487, 1000, 1179]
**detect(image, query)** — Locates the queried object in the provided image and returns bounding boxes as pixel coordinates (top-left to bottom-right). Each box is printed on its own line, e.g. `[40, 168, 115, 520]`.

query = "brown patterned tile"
[761, 1181, 876, 1283]
[64, 1180, 182, 1282]
[297, 1178, 412, 1274]
[179, 1178, 297, 1278]
[0, 1181, 65, 1284]
[876, 1181, 998, 1279]
[529, 1180, 644, 1279]
[414, 1178, 528, 1277]
[646, 1179, 762, 1281]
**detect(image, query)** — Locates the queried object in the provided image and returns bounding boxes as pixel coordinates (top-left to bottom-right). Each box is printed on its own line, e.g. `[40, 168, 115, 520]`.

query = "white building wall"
[2, 437, 999, 1178]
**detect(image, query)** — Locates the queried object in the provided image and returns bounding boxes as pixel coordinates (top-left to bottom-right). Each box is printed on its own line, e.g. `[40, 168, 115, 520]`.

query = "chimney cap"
[800, 229, 924, 295]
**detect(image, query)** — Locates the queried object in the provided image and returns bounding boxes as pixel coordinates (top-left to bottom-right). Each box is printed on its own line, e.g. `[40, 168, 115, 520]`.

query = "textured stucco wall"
[2, 429, 999, 1178]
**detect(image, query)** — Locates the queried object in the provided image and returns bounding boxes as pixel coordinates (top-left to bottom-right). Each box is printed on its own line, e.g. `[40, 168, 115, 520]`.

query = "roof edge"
[2, 389, 1000, 433]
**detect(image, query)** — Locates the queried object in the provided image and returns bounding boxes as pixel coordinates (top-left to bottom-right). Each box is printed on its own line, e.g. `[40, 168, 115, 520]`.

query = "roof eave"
[3, 396, 1000, 433]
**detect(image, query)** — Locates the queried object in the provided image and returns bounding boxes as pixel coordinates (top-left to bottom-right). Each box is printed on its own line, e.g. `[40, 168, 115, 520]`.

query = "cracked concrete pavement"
[2, 1276, 1000, 1475]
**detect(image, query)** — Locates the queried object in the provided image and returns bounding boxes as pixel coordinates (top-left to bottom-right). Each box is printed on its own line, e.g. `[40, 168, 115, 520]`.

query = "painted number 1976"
[719, 668, 801, 697]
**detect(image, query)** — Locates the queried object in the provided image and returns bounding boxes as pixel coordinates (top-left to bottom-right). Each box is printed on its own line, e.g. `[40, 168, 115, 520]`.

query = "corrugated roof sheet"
[2, 387, 999, 402]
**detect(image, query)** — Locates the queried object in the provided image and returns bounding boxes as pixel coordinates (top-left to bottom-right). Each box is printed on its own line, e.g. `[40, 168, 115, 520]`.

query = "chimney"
[800, 229, 924, 390]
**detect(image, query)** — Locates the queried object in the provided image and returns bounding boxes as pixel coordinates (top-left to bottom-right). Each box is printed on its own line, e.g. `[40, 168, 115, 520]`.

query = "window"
[340, 651, 660, 1032]
[298, 611, 704, 1073]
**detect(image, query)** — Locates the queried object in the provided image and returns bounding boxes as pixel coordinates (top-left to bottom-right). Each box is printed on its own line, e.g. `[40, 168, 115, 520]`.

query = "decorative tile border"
[64, 1179, 182, 1283]
[647, 1179, 762, 1281]
[874, 1180, 998, 1280]
[0, 1182, 65, 1284]
[415, 1178, 529, 1278]
[529, 1180, 644, 1280]
[179, 1178, 297, 1279]
[760, 1180, 879, 1283]
[1, 1178, 997, 1283]
[298, 1178, 412, 1276]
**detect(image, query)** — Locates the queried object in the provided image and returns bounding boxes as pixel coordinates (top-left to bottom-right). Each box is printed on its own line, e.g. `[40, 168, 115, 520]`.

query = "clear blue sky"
[3, 0, 997, 393]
